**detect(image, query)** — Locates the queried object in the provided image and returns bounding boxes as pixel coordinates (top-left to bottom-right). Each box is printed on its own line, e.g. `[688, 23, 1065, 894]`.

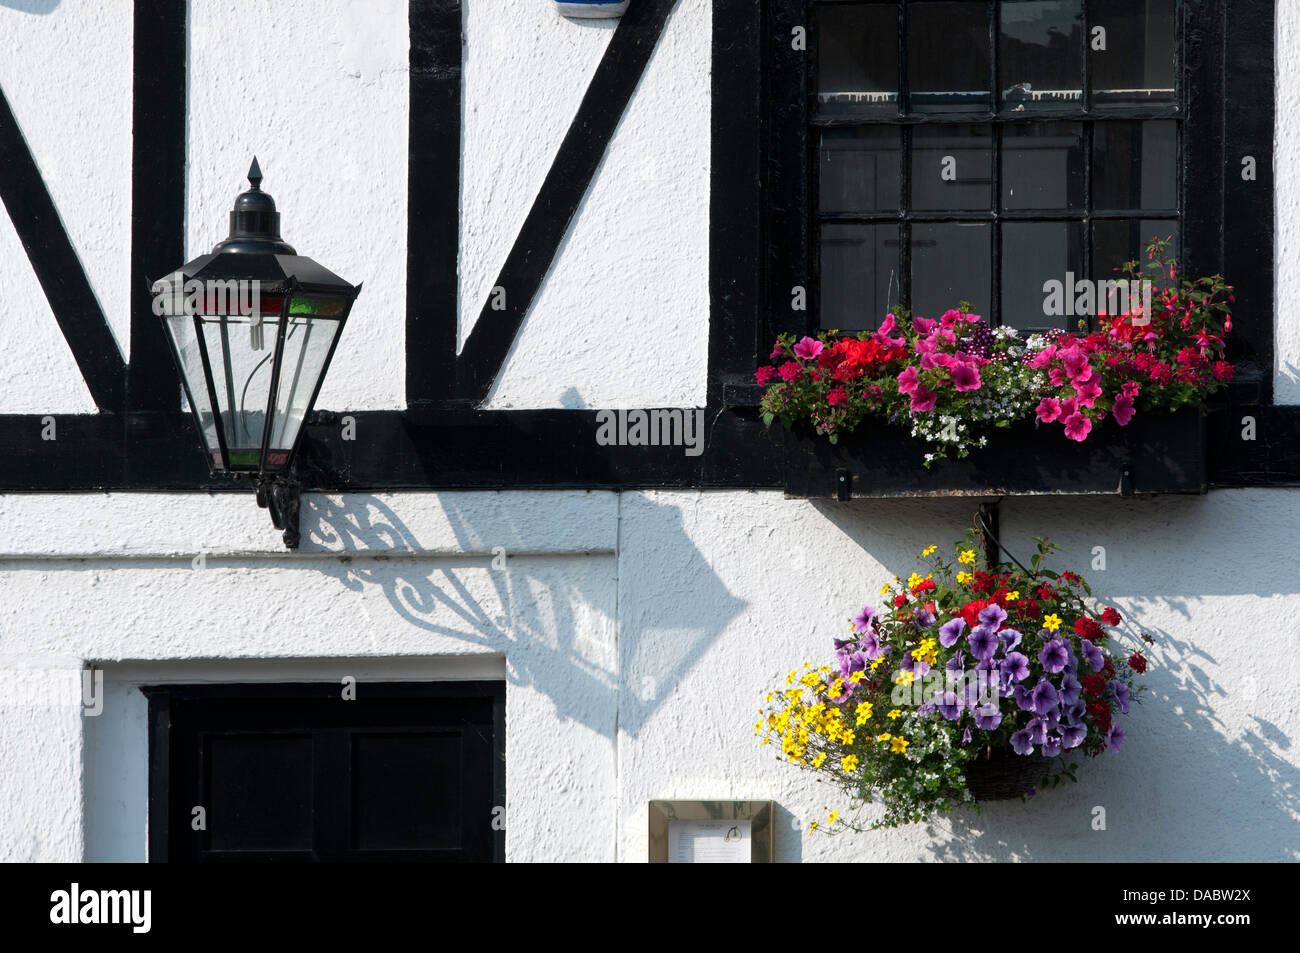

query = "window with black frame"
[812, 0, 1179, 334]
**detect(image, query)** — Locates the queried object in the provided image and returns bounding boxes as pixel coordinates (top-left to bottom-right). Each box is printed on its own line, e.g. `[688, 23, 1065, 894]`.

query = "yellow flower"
[870, 658, 883, 671]
[876, 733, 891, 743]
[848, 671, 865, 685]
[828, 810, 841, 824]
[880, 584, 890, 595]
[959, 549, 977, 565]
[812, 752, 827, 768]
[956, 571, 973, 585]
[895, 671, 916, 686]
[887, 708, 902, 720]
[1044, 613, 1062, 632]
[907, 572, 925, 589]
[1006, 590, 1020, 602]
[920, 545, 937, 557]
[855, 702, 873, 725]
[842, 754, 860, 772]
[754, 722, 762, 735]
[809, 821, 820, 831]
[890, 736, 910, 754]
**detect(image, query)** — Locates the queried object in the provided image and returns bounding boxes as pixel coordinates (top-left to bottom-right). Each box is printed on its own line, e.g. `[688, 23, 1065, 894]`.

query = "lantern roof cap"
[212, 157, 297, 255]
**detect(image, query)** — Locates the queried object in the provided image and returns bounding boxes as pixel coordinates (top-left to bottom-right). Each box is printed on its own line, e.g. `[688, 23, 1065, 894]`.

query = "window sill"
[782, 407, 1206, 499]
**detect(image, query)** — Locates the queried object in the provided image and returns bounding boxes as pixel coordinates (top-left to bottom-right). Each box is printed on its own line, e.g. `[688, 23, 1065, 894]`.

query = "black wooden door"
[144, 682, 504, 862]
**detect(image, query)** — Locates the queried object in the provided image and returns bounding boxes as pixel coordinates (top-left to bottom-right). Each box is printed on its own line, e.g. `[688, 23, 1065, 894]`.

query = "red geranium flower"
[1074, 617, 1104, 641]
[1128, 653, 1148, 673]
[1101, 607, 1122, 626]
[960, 599, 990, 628]
[912, 578, 937, 595]
[893, 594, 908, 608]
[1082, 674, 1107, 698]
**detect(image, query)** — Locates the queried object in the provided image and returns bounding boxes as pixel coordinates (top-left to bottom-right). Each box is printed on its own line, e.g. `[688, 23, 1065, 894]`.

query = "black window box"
[783, 407, 1206, 499]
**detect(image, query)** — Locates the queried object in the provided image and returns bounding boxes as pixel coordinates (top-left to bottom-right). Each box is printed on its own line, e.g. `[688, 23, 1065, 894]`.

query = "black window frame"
[765, 0, 1276, 406]
[143, 680, 506, 863]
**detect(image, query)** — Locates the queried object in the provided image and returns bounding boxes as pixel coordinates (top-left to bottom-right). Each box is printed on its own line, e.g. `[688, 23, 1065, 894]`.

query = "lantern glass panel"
[199, 312, 283, 469]
[165, 314, 223, 466]
[267, 311, 343, 462]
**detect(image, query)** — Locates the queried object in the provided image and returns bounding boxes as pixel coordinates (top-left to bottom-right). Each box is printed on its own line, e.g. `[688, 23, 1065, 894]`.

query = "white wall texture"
[0, 0, 1297, 862]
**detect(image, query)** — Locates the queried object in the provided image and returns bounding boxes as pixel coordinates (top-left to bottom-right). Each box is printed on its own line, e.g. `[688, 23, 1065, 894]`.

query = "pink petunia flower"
[950, 362, 982, 392]
[910, 385, 938, 414]
[1112, 394, 1136, 426]
[1036, 397, 1062, 423]
[1062, 346, 1091, 382]
[1063, 412, 1093, 441]
[793, 336, 824, 361]
[913, 317, 937, 336]
[896, 366, 920, 395]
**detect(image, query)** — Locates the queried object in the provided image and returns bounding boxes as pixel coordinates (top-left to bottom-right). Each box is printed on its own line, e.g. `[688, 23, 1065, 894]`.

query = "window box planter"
[782, 406, 1206, 499]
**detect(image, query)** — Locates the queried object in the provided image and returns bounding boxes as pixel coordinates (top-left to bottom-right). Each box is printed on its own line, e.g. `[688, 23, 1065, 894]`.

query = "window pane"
[910, 223, 991, 319]
[912, 124, 993, 210]
[1000, 0, 1084, 112]
[908, 1, 992, 113]
[820, 223, 900, 330]
[1092, 120, 1177, 210]
[1089, 0, 1176, 108]
[1002, 121, 1084, 209]
[819, 127, 901, 213]
[816, 3, 899, 116]
[1002, 221, 1084, 330]
[1092, 219, 1179, 285]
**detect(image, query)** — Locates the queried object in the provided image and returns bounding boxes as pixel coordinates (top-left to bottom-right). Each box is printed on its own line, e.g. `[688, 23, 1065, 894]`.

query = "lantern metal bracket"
[255, 473, 302, 550]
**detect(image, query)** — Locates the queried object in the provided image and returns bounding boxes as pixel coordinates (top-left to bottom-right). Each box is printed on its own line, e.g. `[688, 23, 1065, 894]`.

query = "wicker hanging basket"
[964, 747, 1047, 802]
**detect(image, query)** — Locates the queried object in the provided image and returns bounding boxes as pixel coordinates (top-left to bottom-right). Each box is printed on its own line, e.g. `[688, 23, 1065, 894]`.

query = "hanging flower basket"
[757, 535, 1154, 831]
[963, 746, 1048, 802]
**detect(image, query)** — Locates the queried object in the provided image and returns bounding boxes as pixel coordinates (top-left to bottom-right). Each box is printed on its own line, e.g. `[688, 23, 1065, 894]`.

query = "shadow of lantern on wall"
[152, 159, 362, 549]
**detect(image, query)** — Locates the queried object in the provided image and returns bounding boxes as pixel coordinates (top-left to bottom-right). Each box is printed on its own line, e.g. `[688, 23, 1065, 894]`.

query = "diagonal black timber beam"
[454, 0, 680, 402]
[128, 0, 188, 413]
[0, 85, 127, 412]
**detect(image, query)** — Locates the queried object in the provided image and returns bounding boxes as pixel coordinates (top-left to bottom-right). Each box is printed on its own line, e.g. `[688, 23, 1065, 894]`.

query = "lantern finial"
[247, 156, 263, 190]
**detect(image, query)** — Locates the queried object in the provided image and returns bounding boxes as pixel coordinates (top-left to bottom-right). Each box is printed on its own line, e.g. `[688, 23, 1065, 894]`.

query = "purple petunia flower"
[914, 608, 936, 629]
[1059, 673, 1082, 706]
[1030, 677, 1060, 716]
[1026, 717, 1049, 745]
[1107, 724, 1127, 753]
[946, 650, 966, 674]
[1063, 649, 1078, 674]
[936, 691, 962, 721]
[1010, 729, 1035, 755]
[853, 606, 878, 634]
[1041, 734, 1063, 758]
[938, 617, 967, 648]
[917, 702, 936, 718]
[1111, 681, 1131, 714]
[968, 625, 999, 661]
[979, 603, 1008, 629]
[1014, 684, 1036, 712]
[1065, 699, 1087, 725]
[1000, 651, 1031, 683]
[1039, 639, 1070, 674]
[1060, 723, 1087, 749]
[999, 628, 1023, 653]
[962, 726, 973, 745]
[860, 630, 882, 660]
[973, 703, 1002, 731]
[1079, 639, 1104, 672]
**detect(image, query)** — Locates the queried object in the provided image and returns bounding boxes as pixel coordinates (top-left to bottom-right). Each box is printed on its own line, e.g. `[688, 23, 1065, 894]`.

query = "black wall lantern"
[153, 159, 361, 548]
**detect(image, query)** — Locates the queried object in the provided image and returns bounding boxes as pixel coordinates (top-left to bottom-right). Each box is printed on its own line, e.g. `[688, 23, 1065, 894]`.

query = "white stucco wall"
[0, 1, 1297, 862]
